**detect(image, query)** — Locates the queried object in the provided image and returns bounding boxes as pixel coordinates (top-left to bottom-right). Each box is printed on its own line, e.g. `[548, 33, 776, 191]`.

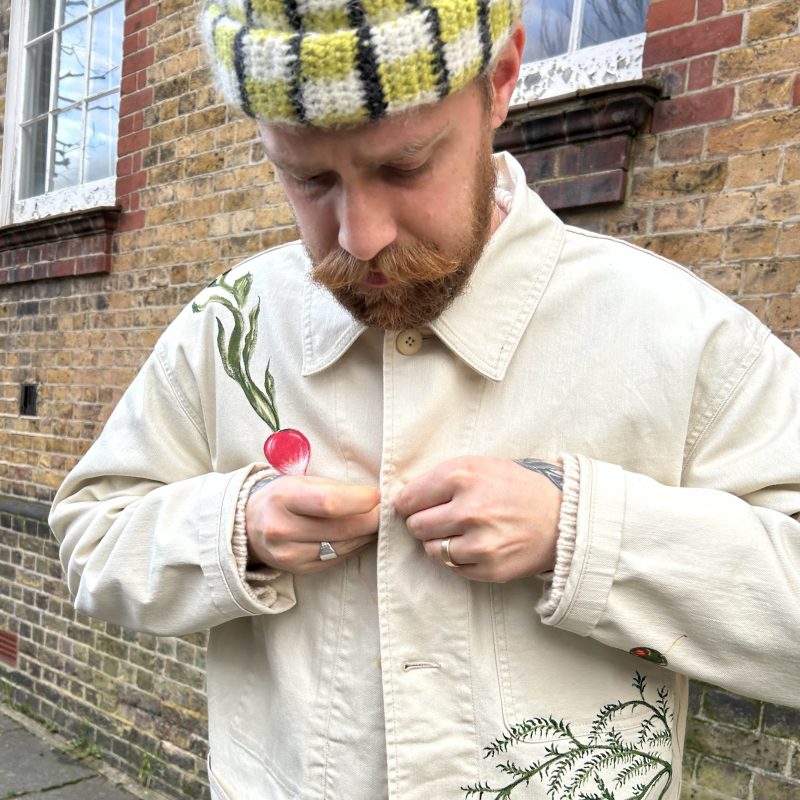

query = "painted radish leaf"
[192, 272, 311, 475]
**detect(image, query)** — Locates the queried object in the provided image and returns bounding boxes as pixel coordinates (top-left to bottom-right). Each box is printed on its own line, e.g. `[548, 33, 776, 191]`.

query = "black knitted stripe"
[284, 0, 303, 31]
[476, 0, 492, 70]
[232, 26, 254, 117]
[244, 0, 254, 27]
[287, 33, 308, 123]
[423, 5, 450, 99]
[346, 0, 386, 120]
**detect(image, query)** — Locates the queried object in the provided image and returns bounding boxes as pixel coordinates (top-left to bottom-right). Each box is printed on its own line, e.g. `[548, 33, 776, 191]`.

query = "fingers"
[280, 478, 380, 519]
[269, 533, 378, 575]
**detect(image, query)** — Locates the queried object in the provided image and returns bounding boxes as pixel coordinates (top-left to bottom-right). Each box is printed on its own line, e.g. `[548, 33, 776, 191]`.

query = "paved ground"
[0, 706, 163, 800]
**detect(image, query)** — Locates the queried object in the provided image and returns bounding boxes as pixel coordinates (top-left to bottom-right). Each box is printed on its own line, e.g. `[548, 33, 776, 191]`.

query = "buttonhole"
[402, 661, 441, 672]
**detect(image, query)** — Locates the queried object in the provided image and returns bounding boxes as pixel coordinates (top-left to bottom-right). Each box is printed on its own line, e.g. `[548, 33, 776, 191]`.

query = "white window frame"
[0, 0, 120, 227]
[512, 0, 647, 106]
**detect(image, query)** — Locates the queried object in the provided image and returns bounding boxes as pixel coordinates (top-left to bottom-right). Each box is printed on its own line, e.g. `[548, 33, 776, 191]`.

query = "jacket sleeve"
[49, 336, 297, 637]
[540, 327, 800, 709]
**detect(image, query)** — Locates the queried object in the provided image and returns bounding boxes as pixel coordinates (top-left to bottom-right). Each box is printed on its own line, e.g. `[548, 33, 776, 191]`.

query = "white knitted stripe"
[232, 466, 284, 607]
[244, 32, 296, 83]
[297, 0, 348, 15]
[302, 72, 366, 122]
[371, 11, 433, 64]
[442, 23, 482, 82]
[538, 454, 580, 619]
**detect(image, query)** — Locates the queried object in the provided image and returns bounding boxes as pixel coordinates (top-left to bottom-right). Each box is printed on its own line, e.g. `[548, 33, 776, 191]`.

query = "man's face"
[259, 81, 500, 330]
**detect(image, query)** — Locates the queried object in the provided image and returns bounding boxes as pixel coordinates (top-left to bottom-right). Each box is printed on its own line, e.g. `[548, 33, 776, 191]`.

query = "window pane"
[581, 0, 650, 48]
[57, 20, 89, 108]
[19, 119, 50, 199]
[27, 0, 57, 40]
[523, 0, 575, 62]
[63, 0, 90, 25]
[89, 2, 123, 94]
[52, 106, 83, 190]
[84, 95, 118, 182]
[24, 37, 54, 120]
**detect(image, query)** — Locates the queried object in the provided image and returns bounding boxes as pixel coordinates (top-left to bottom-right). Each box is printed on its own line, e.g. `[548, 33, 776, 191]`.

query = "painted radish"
[192, 271, 312, 476]
[264, 428, 311, 475]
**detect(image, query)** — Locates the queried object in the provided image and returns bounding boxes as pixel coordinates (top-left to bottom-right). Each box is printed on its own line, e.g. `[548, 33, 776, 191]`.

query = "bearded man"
[50, 0, 800, 798]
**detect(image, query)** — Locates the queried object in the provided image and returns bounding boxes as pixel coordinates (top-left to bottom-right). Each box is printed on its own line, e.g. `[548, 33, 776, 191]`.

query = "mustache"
[310, 239, 460, 290]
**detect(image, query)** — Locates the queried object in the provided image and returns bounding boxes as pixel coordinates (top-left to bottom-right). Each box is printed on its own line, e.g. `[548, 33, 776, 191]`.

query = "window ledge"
[496, 80, 663, 211]
[0, 206, 120, 285]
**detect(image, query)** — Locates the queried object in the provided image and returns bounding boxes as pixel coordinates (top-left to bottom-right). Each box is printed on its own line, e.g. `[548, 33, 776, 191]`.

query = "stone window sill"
[496, 80, 663, 211]
[0, 206, 121, 285]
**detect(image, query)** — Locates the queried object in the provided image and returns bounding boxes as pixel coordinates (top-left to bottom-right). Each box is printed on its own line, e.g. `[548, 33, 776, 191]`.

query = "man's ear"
[489, 22, 525, 129]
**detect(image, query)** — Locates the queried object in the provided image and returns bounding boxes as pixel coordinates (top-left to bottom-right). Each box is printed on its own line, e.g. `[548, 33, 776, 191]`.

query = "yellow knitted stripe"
[313, 106, 370, 127]
[448, 56, 482, 92]
[363, 0, 406, 22]
[488, 0, 513, 44]
[245, 77, 296, 119]
[300, 31, 359, 81]
[213, 18, 239, 71]
[378, 49, 437, 104]
[431, 0, 478, 43]
[251, 0, 290, 28]
[302, 7, 351, 34]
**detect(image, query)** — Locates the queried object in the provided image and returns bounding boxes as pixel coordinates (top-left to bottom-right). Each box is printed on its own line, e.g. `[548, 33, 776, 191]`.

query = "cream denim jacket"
[50, 154, 800, 800]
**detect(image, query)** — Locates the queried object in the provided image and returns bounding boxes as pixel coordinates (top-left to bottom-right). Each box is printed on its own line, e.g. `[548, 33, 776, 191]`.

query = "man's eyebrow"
[376, 124, 449, 163]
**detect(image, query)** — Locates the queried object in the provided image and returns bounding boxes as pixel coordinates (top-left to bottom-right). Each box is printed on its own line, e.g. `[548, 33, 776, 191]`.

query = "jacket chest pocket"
[486, 582, 678, 800]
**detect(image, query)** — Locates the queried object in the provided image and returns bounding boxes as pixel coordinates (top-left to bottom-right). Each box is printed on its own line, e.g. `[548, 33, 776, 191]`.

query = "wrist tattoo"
[514, 459, 564, 491]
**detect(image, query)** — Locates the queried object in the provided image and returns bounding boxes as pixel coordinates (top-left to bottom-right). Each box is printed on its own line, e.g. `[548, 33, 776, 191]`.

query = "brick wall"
[1, 0, 799, 798]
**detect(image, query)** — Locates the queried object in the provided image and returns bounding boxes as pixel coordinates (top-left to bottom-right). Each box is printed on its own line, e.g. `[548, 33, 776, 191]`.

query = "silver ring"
[319, 541, 338, 561]
[441, 537, 460, 568]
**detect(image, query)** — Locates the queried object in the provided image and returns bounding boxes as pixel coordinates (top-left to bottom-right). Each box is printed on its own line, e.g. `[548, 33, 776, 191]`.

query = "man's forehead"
[258, 113, 451, 171]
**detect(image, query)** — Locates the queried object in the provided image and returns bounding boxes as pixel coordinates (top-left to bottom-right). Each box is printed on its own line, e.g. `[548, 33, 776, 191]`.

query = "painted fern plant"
[463, 672, 673, 800]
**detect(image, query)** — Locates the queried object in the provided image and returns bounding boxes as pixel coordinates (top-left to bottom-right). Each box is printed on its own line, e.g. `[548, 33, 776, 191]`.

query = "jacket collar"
[301, 153, 565, 380]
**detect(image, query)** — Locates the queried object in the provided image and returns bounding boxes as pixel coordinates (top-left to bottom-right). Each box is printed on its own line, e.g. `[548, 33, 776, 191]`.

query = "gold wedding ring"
[441, 537, 460, 568]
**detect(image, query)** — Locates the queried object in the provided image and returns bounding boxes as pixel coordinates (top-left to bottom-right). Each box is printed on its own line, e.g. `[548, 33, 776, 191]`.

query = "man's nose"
[337, 186, 398, 262]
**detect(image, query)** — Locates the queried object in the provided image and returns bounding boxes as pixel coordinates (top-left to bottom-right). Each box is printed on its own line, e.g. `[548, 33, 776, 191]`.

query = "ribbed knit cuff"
[232, 466, 284, 606]
[537, 454, 580, 619]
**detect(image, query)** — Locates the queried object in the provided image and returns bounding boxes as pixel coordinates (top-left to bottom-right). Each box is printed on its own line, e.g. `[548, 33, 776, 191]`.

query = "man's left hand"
[395, 457, 563, 583]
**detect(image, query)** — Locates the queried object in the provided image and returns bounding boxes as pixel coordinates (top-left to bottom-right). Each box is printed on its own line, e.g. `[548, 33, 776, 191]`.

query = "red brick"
[125, 0, 151, 14]
[124, 4, 158, 36]
[688, 55, 716, 91]
[644, 15, 744, 66]
[116, 172, 147, 197]
[121, 46, 155, 77]
[647, 0, 695, 33]
[116, 210, 146, 232]
[119, 87, 154, 119]
[518, 151, 556, 182]
[581, 136, 630, 173]
[123, 33, 142, 59]
[117, 129, 150, 156]
[537, 171, 627, 210]
[652, 87, 734, 132]
[698, 0, 723, 19]
[794, 75, 800, 107]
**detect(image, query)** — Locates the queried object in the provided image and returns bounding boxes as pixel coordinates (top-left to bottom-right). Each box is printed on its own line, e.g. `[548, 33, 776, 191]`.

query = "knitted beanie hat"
[202, 0, 522, 127]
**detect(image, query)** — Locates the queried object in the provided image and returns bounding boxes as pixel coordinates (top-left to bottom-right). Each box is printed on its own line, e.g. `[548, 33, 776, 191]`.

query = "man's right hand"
[245, 476, 380, 574]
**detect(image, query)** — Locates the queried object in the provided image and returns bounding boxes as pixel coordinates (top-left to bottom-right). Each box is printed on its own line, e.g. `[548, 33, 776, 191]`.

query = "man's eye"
[386, 162, 429, 181]
[289, 172, 333, 191]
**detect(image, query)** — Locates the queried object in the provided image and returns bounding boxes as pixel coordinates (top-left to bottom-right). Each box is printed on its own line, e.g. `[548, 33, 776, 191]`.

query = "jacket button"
[396, 328, 423, 356]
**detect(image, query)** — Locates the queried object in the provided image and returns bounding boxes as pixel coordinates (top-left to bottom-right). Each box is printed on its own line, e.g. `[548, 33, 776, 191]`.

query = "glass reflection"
[84, 95, 119, 182]
[63, 0, 89, 25]
[522, 0, 575, 62]
[52, 106, 83, 190]
[58, 20, 88, 108]
[24, 37, 54, 120]
[20, 119, 50, 199]
[581, 0, 649, 48]
[90, 2, 124, 94]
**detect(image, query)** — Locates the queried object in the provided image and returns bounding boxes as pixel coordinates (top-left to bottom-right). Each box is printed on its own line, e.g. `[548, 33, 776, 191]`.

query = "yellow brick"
[708, 112, 800, 156]
[717, 35, 800, 83]
[651, 200, 702, 233]
[727, 150, 781, 187]
[747, 1, 799, 42]
[632, 162, 727, 201]
[724, 224, 780, 259]
[742, 259, 800, 294]
[703, 191, 757, 227]
[738, 75, 794, 113]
